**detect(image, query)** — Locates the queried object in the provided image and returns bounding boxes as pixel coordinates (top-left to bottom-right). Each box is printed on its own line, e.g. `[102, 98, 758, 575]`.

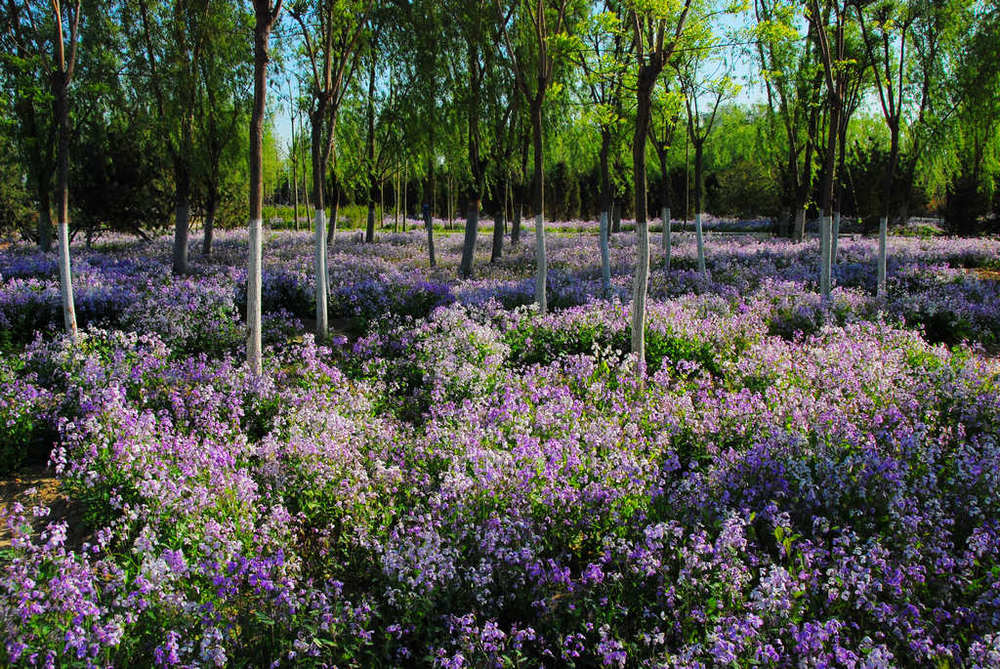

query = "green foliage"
[0, 359, 53, 475]
[506, 316, 724, 376]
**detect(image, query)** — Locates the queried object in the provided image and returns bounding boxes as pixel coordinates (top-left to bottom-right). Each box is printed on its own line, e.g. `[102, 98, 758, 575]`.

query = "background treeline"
[1, 0, 998, 246]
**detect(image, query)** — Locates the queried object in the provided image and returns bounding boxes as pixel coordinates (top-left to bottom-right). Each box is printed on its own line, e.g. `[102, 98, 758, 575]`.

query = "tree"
[248, 0, 282, 376]
[1, 0, 57, 251]
[289, 0, 371, 339]
[576, 1, 629, 296]
[394, 0, 450, 267]
[806, 0, 851, 299]
[198, 4, 251, 257]
[628, 0, 694, 373]
[52, 0, 80, 337]
[753, 0, 821, 241]
[678, 43, 739, 275]
[648, 72, 682, 265]
[498, 0, 582, 313]
[131, 0, 221, 276]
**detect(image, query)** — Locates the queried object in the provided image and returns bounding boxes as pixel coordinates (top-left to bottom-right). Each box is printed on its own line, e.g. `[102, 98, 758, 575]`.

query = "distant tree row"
[2, 0, 998, 248]
[3, 0, 999, 377]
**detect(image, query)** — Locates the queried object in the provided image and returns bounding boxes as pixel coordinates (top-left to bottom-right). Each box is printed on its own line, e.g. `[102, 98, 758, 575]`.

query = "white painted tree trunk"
[820, 215, 832, 299]
[247, 218, 263, 373]
[662, 206, 671, 270]
[56, 221, 77, 336]
[535, 213, 547, 313]
[631, 218, 649, 366]
[695, 212, 706, 274]
[599, 210, 611, 298]
[314, 208, 328, 338]
[832, 211, 840, 261]
[877, 216, 887, 298]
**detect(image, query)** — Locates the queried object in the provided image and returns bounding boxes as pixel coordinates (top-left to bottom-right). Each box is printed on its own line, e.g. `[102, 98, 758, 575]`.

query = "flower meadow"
[1, 223, 1000, 667]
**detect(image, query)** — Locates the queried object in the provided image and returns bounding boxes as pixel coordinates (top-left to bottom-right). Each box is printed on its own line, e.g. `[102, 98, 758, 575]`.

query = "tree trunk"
[365, 55, 376, 244]
[53, 74, 76, 337]
[314, 208, 328, 336]
[820, 215, 832, 298]
[491, 199, 504, 263]
[631, 73, 654, 371]
[328, 181, 339, 246]
[877, 216, 887, 298]
[658, 149, 671, 252]
[693, 141, 706, 274]
[459, 198, 479, 278]
[612, 200, 621, 234]
[172, 174, 190, 276]
[794, 208, 806, 242]
[599, 210, 611, 298]
[248, 6, 275, 374]
[424, 155, 436, 266]
[831, 210, 840, 261]
[366, 201, 375, 243]
[531, 100, 546, 313]
[511, 184, 522, 245]
[310, 112, 329, 340]
[203, 191, 217, 256]
[662, 206, 671, 269]
[38, 188, 53, 253]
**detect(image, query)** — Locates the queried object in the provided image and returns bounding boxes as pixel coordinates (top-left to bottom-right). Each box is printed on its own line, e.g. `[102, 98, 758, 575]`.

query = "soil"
[0, 466, 89, 551]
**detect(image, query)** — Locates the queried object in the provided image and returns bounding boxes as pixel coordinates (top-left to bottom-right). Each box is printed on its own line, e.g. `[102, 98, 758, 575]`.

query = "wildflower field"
[1, 223, 999, 667]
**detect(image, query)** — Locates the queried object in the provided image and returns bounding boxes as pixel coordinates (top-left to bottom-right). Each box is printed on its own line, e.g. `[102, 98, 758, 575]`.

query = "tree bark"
[531, 100, 546, 313]
[631, 68, 654, 369]
[599, 210, 611, 298]
[248, 2, 279, 374]
[172, 172, 190, 275]
[693, 141, 706, 274]
[491, 201, 504, 263]
[53, 69, 76, 337]
[877, 216, 887, 298]
[203, 190, 216, 256]
[459, 198, 479, 278]
[662, 206, 671, 269]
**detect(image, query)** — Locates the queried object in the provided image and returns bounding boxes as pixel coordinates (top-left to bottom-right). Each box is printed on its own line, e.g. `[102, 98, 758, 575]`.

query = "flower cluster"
[0, 225, 998, 666]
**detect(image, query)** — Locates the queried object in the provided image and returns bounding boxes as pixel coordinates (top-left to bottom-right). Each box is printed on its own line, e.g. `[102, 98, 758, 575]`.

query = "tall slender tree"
[289, 0, 371, 339]
[247, 0, 282, 376]
[52, 0, 80, 337]
[498, 0, 581, 313]
[678, 46, 738, 275]
[628, 0, 694, 374]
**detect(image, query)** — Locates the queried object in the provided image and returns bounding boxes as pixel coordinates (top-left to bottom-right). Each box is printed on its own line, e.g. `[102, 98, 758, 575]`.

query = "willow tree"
[628, 0, 694, 373]
[289, 0, 371, 339]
